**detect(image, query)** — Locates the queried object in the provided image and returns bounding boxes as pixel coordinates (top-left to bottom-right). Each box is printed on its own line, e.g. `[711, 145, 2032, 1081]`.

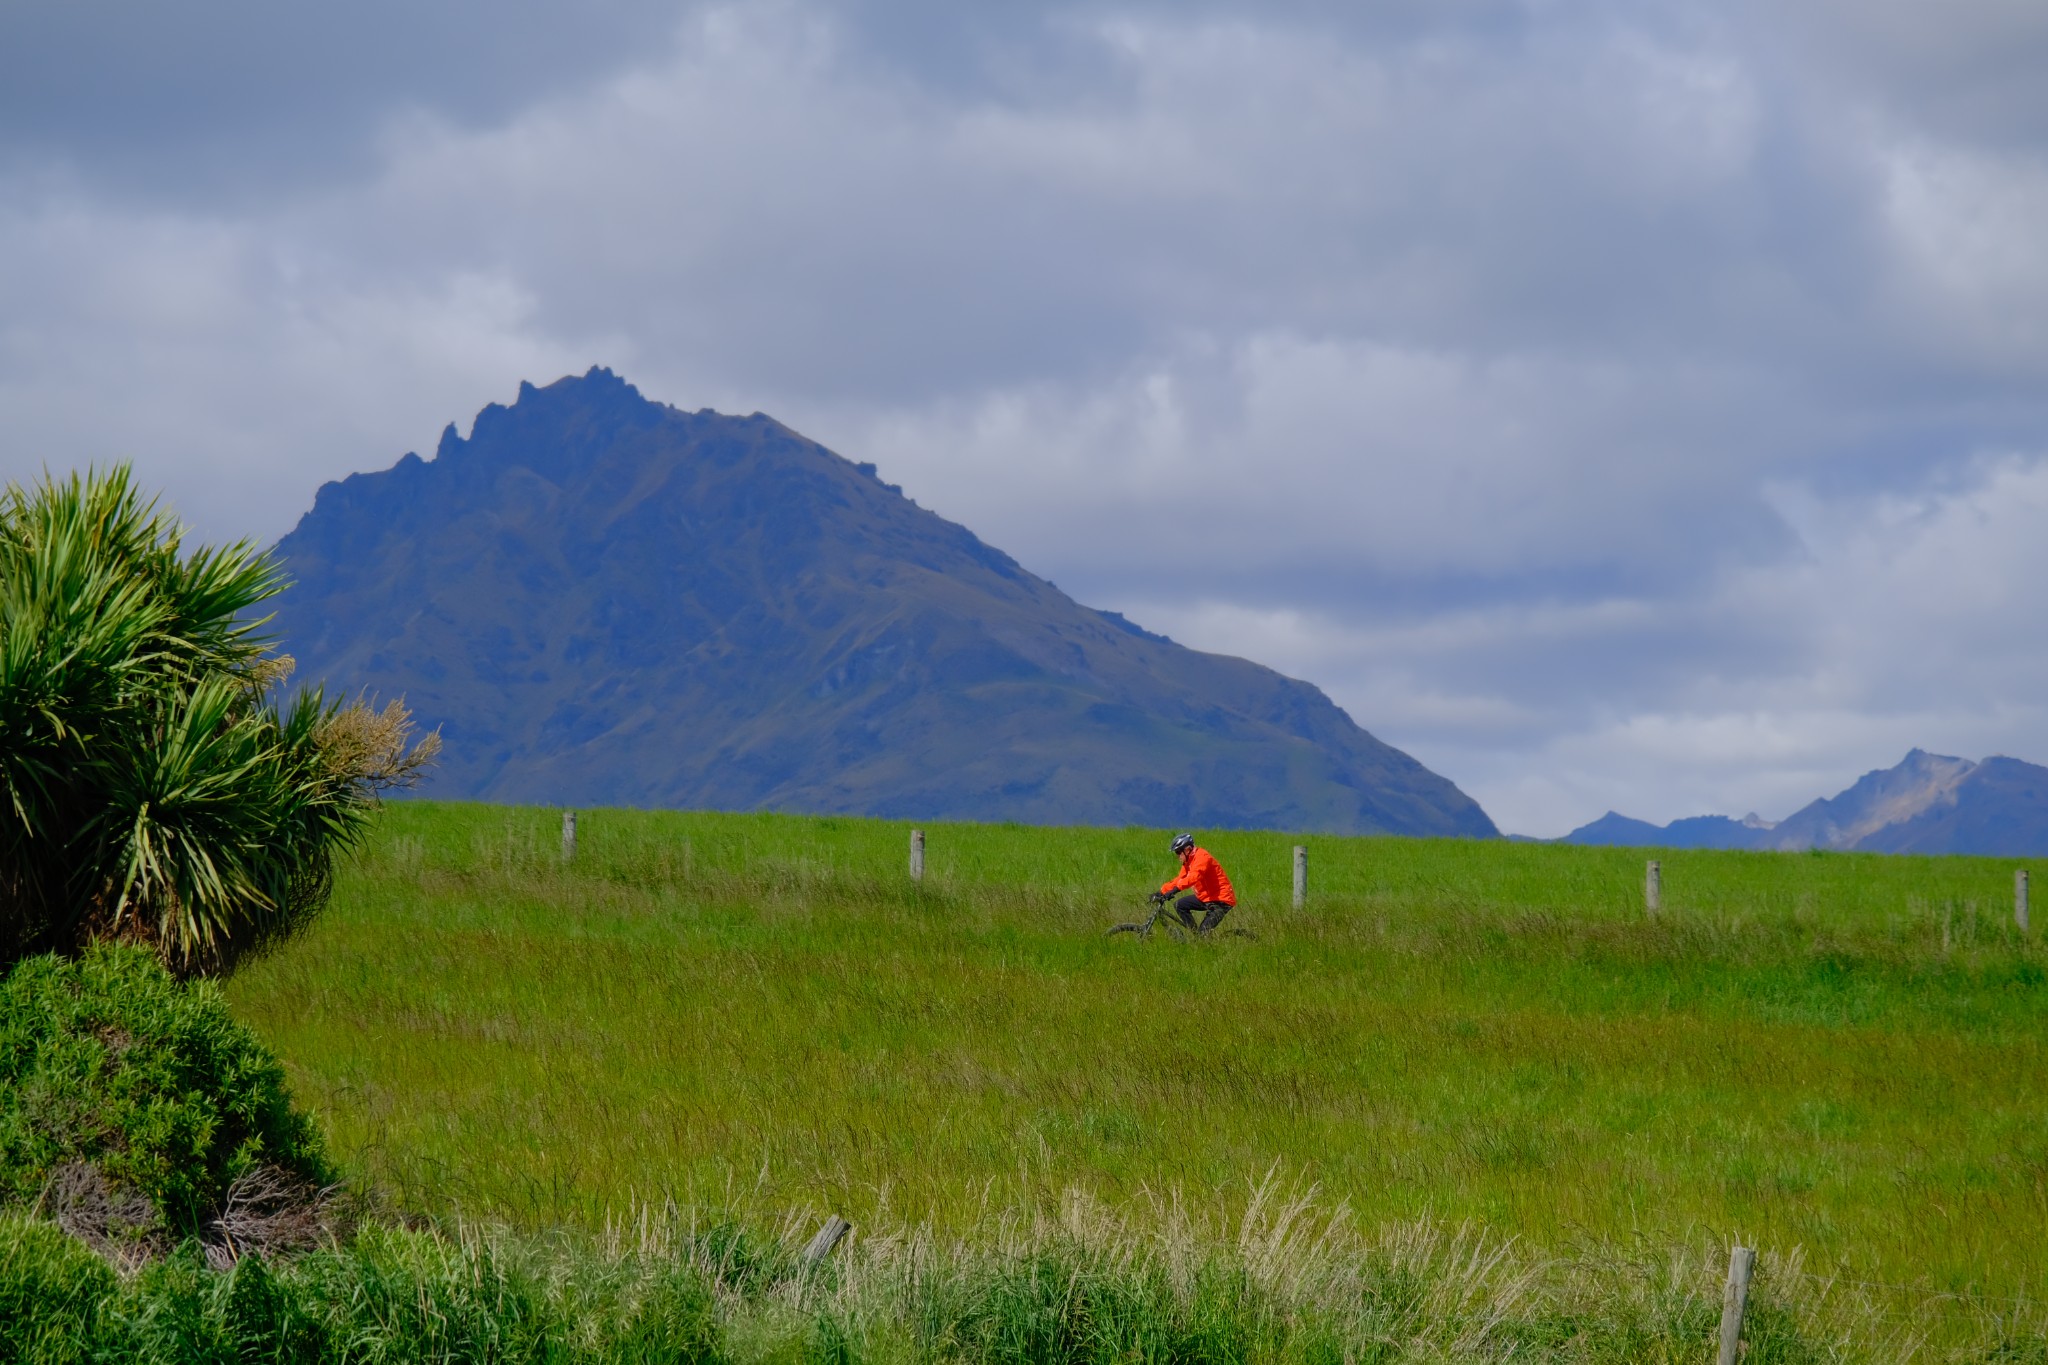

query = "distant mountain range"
[1559, 749, 2048, 856]
[269, 368, 1497, 836]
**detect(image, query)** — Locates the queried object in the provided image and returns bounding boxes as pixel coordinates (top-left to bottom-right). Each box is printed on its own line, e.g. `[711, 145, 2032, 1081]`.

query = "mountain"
[269, 368, 1497, 836]
[1562, 812, 1765, 850]
[1556, 749, 2048, 855]
[1854, 757, 2048, 856]
[1757, 749, 1977, 852]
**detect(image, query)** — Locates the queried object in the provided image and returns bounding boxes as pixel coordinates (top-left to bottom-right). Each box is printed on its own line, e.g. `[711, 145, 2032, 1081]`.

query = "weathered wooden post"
[804, 1214, 852, 1266]
[1292, 845, 1307, 910]
[909, 828, 925, 882]
[1717, 1245, 1756, 1365]
[1645, 859, 1661, 914]
[2018, 869, 2031, 933]
[561, 810, 577, 862]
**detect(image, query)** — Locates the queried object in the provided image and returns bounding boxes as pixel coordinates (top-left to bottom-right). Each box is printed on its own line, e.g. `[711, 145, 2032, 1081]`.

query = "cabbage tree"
[0, 467, 435, 975]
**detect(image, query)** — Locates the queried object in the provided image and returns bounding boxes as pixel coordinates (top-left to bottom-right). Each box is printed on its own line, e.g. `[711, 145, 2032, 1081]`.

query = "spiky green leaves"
[0, 466, 433, 973]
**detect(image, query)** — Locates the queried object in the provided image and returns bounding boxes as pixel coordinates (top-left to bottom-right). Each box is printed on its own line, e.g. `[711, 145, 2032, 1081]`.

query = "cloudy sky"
[6, 1, 2048, 835]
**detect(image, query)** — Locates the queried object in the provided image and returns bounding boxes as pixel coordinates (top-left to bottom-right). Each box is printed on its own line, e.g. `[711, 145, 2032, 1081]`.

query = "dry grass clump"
[37, 1161, 163, 1273]
[200, 1163, 350, 1271]
[36, 1161, 345, 1274]
[315, 696, 443, 795]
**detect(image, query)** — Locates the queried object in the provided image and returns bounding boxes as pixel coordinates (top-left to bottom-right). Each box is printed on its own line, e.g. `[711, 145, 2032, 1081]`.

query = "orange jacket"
[1160, 847, 1235, 906]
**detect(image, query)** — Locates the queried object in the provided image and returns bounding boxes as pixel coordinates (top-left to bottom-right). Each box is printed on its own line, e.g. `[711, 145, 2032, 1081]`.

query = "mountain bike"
[1105, 893, 1191, 941]
[1105, 894, 1255, 940]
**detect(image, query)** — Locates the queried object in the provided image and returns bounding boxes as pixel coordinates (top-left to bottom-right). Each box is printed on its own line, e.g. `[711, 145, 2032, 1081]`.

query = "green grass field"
[226, 802, 2048, 1323]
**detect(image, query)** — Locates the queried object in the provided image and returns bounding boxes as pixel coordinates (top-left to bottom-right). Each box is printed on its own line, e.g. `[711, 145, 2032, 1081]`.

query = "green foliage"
[5, 1202, 2028, 1364]
[0, 944, 330, 1243]
[0, 1214, 115, 1365]
[0, 465, 434, 975]
[920, 1249, 1277, 1365]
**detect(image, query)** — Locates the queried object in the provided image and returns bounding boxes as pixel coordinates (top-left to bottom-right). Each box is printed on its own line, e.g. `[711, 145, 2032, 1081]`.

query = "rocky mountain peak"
[269, 370, 1497, 836]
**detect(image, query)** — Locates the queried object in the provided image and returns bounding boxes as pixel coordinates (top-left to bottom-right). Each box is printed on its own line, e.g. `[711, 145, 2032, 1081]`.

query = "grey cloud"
[4, 0, 2048, 833]
[328, 10, 1867, 397]
[0, 0, 1565, 189]
[0, 0, 686, 198]
[1127, 452, 2048, 834]
[1762, 0, 2048, 147]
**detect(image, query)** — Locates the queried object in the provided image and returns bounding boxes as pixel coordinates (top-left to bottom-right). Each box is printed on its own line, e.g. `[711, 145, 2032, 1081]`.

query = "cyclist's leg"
[1197, 901, 1232, 933]
[1174, 893, 1202, 929]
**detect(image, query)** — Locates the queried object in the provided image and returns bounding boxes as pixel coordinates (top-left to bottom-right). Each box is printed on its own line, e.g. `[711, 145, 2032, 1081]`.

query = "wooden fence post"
[2018, 869, 2030, 933]
[1293, 846, 1307, 910]
[803, 1214, 852, 1266]
[1717, 1245, 1755, 1365]
[561, 810, 577, 862]
[1645, 860, 1661, 914]
[910, 829, 925, 882]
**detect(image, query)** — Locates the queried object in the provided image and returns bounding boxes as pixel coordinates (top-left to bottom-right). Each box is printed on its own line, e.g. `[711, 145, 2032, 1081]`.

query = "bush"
[0, 465, 436, 976]
[0, 945, 332, 1260]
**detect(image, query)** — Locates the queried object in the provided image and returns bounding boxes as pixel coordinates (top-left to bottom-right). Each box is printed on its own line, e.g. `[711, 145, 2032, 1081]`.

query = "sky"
[5, 1, 2048, 836]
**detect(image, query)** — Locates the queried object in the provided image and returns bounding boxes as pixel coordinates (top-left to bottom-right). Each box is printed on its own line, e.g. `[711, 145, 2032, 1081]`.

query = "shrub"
[0, 944, 333, 1260]
[0, 465, 436, 976]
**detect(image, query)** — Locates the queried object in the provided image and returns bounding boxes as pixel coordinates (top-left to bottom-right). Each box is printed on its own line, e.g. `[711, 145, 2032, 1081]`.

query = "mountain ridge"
[1557, 749, 2048, 855]
[270, 368, 1498, 836]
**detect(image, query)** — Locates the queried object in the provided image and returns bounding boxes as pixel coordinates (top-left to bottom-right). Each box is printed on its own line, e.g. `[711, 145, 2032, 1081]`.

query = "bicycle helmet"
[1170, 832, 1195, 855]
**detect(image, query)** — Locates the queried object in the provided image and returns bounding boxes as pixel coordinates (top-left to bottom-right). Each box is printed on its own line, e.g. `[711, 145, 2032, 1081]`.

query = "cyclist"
[1151, 832, 1236, 934]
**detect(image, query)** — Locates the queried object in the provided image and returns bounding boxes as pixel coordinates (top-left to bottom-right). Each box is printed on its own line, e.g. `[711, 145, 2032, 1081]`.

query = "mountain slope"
[1855, 757, 2048, 856]
[270, 369, 1497, 836]
[1555, 749, 2048, 855]
[1757, 749, 1977, 852]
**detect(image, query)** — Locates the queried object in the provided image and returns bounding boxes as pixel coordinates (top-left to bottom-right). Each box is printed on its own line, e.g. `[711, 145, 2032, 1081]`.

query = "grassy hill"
[225, 803, 2047, 1314]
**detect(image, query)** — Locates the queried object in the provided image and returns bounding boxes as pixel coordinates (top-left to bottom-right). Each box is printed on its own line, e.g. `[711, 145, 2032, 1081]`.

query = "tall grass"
[225, 803, 2048, 1320]
[9, 1182, 2045, 1362]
